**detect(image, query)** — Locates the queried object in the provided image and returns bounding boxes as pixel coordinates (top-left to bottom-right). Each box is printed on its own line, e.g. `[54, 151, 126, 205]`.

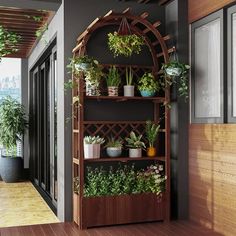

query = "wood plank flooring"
[0, 221, 224, 236]
[0, 181, 59, 228]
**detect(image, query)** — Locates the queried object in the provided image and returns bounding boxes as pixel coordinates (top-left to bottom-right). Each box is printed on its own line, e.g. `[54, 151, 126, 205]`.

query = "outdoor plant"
[84, 136, 105, 145]
[105, 137, 123, 148]
[0, 26, 21, 60]
[108, 31, 145, 57]
[82, 164, 166, 197]
[106, 66, 121, 87]
[145, 120, 160, 148]
[161, 61, 190, 100]
[125, 66, 134, 86]
[125, 131, 146, 149]
[0, 96, 28, 156]
[138, 72, 160, 97]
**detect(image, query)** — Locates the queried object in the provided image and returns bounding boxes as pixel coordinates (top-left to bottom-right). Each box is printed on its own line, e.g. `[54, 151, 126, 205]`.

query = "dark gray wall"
[64, 0, 166, 221]
[165, 0, 189, 219]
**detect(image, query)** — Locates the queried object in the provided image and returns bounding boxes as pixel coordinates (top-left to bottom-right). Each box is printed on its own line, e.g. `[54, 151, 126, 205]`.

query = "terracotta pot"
[108, 86, 118, 96]
[147, 147, 157, 157]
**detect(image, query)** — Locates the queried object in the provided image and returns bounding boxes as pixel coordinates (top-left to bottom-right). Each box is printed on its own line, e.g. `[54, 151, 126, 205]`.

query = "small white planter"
[124, 85, 134, 97]
[84, 143, 101, 159]
[129, 148, 142, 158]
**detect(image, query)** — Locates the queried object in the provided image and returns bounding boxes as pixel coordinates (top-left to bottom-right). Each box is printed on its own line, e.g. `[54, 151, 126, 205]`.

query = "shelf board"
[84, 156, 165, 163]
[73, 158, 80, 165]
[85, 96, 165, 103]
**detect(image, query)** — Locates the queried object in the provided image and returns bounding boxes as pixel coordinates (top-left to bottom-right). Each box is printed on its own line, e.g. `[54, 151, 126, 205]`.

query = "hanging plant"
[0, 26, 21, 59]
[161, 61, 190, 100]
[108, 17, 144, 57]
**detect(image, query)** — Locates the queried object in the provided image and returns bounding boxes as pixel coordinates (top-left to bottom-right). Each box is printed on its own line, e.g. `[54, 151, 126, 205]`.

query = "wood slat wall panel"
[188, 0, 236, 23]
[189, 124, 236, 236]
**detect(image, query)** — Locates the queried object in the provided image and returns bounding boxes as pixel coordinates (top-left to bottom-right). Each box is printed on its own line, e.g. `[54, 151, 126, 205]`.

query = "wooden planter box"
[81, 193, 164, 228]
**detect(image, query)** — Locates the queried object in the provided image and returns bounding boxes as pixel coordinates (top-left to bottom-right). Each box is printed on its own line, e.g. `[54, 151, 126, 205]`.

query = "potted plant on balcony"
[161, 60, 190, 100]
[106, 66, 121, 96]
[105, 137, 123, 158]
[125, 131, 146, 158]
[138, 72, 160, 97]
[84, 136, 105, 159]
[124, 66, 135, 97]
[145, 120, 160, 157]
[0, 96, 28, 183]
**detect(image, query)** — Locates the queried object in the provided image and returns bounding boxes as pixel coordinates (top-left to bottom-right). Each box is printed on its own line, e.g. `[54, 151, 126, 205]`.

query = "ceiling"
[119, 0, 171, 5]
[0, 7, 52, 58]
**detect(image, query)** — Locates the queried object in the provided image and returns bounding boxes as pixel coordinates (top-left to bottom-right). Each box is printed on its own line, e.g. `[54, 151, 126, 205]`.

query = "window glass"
[194, 18, 221, 118]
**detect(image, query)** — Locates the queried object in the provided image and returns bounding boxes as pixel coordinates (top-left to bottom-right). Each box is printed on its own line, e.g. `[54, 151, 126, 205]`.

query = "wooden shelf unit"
[72, 9, 171, 230]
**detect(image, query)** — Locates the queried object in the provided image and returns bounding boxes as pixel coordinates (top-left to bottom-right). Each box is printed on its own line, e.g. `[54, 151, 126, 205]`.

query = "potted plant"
[0, 96, 28, 183]
[138, 72, 160, 97]
[68, 55, 103, 96]
[145, 120, 160, 157]
[84, 136, 105, 159]
[124, 67, 135, 97]
[125, 131, 146, 158]
[161, 61, 190, 100]
[105, 137, 123, 157]
[106, 66, 121, 96]
[108, 32, 145, 57]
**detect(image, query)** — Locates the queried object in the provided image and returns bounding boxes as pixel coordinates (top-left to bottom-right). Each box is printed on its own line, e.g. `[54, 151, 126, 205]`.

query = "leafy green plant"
[145, 120, 160, 147]
[0, 26, 21, 59]
[138, 72, 160, 93]
[105, 137, 123, 148]
[108, 32, 145, 57]
[82, 164, 165, 197]
[35, 23, 48, 40]
[161, 61, 190, 100]
[84, 136, 105, 145]
[0, 96, 28, 156]
[106, 66, 121, 87]
[125, 131, 146, 149]
[125, 66, 134, 85]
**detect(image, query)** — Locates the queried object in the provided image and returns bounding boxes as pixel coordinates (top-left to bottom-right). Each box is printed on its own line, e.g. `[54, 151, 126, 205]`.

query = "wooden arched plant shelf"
[72, 8, 173, 229]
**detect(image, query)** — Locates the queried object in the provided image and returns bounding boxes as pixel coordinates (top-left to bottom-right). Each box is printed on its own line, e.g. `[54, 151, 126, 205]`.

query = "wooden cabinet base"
[81, 193, 164, 229]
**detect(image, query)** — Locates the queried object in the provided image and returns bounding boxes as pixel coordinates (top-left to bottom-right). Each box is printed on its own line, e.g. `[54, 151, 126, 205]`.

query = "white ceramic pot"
[129, 148, 142, 158]
[106, 147, 122, 157]
[124, 85, 134, 97]
[84, 143, 101, 159]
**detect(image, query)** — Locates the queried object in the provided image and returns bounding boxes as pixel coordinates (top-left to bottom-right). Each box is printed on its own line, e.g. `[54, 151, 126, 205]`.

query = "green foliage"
[125, 66, 134, 85]
[35, 23, 48, 40]
[84, 136, 105, 145]
[81, 164, 166, 197]
[0, 26, 21, 59]
[138, 73, 160, 93]
[106, 66, 121, 87]
[125, 131, 146, 149]
[105, 137, 123, 148]
[0, 96, 28, 156]
[108, 32, 145, 57]
[161, 61, 190, 100]
[145, 120, 160, 147]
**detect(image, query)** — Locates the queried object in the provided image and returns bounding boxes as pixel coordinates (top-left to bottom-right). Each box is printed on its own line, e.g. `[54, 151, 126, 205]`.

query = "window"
[191, 10, 224, 123]
[0, 58, 21, 102]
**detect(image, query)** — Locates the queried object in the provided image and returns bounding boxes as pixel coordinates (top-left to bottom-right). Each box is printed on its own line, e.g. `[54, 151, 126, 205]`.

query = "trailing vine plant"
[0, 26, 21, 60]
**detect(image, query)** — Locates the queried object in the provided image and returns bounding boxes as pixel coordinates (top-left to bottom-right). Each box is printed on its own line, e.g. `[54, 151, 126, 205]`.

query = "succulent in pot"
[125, 131, 146, 158]
[138, 72, 160, 97]
[0, 96, 28, 183]
[84, 136, 105, 159]
[105, 137, 123, 158]
[145, 120, 160, 157]
[124, 66, 134, 97]
[106, 66, 121, 96]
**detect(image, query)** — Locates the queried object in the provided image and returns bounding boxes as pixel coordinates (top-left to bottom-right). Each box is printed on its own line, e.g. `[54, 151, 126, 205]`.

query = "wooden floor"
[0, 181, 59, 228]
[0, 221, 225, 236]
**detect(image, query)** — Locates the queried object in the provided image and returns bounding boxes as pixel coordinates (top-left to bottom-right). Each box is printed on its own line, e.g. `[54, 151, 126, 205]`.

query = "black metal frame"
[191, 10, 224, 124]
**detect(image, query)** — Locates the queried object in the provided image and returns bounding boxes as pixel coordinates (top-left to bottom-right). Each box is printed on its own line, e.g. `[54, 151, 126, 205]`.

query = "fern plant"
[145, 120, 160, 147]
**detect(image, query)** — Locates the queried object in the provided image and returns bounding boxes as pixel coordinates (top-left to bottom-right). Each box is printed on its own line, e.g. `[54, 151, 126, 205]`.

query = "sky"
[0, 58, 21, 79]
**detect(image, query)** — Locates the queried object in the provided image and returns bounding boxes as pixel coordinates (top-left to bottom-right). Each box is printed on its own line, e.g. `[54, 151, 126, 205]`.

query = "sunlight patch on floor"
[0, 181, 59, 228]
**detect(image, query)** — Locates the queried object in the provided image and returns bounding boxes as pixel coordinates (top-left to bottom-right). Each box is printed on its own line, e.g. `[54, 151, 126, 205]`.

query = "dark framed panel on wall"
[228, 5, 236, 123]
[191, 10, 224, 123]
